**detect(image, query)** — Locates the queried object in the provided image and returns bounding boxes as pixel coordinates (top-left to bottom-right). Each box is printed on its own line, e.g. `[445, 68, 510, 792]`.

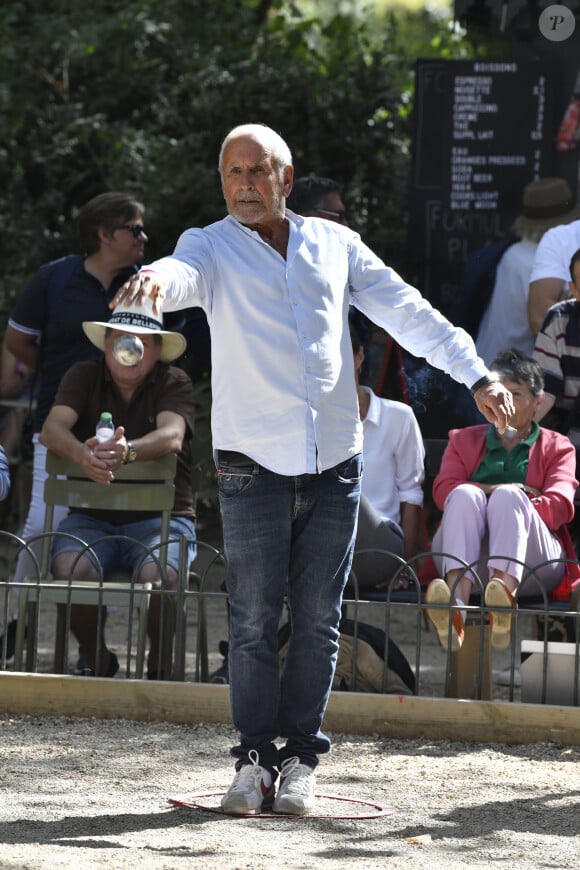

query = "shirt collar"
[361, 386, 381, 426]
[486, 420, 540, 450]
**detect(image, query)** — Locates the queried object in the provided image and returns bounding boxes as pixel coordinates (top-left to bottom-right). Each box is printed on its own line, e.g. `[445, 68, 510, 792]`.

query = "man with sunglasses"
[2, 193, 154, 666]
[286, 175, 349, 225]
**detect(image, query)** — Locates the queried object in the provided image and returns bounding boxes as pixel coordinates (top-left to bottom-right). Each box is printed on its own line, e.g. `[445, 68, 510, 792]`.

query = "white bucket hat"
[82, 296, 186, 364]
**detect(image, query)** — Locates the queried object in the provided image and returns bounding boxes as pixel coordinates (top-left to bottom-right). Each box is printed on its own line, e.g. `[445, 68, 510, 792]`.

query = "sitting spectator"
[5, 192, 151, 652]
[534, 247, 580, 446]
[528, 179, 580, 334]
[425, 348, 579, 651]
[286, 174, 349, 225]
[349, 323, 425, 592]
[472, 178, 575, 367]
[39, 296, 196, 678]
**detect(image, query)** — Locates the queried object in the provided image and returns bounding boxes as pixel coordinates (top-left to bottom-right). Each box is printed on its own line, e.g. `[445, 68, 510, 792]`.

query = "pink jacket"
[433, 425, 580, 599]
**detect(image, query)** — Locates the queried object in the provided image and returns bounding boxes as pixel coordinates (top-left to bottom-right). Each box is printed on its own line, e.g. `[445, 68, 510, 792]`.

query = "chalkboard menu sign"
[402, 59, 555, 438]
[408, 58, 554, 318]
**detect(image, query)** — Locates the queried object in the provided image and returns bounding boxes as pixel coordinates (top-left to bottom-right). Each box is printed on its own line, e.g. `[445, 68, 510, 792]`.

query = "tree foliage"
[0, 0, 482, 319]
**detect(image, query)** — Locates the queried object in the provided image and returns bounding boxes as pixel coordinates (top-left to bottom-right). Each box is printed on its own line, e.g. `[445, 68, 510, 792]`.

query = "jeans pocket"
[217, 467, 256, 498]
[333, 453, 363, 483]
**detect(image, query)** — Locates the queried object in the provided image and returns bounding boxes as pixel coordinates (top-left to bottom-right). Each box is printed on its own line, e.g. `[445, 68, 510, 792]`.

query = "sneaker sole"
[272, 796, 315, 816]
[485, 580, 514, 650]
[425, 580, 463, 652]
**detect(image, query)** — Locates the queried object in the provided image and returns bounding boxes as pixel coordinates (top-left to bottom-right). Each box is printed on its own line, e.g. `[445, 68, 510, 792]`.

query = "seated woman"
[426, 348, 580, 651]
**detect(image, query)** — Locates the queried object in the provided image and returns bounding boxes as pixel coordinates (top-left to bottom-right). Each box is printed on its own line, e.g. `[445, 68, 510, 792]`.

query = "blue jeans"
[217, 451, 362, 772]
[52, 514, 196, 578]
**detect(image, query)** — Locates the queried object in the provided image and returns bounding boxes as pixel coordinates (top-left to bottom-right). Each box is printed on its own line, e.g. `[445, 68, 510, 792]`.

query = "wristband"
[470, 375, 494, 397]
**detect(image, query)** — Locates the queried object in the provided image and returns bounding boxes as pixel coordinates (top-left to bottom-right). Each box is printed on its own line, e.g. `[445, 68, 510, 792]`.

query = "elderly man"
[113, 123, 513, 816]
[39, 298, 196, 679]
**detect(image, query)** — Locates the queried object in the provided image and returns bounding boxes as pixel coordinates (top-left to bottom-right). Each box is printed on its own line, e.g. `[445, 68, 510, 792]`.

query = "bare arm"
[40, 405, 117, 485]
[41, 406, 186, 485]
[400, 502, 421, 561]
[528, 278, 565, 335]
[124, 410, 186, 463]
[4, 324, 39, 371]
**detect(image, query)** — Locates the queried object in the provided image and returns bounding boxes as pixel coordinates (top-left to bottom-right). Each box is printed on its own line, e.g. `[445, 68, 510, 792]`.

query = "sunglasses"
[113, 224, 147, 239]
[313, 208, 348, 224]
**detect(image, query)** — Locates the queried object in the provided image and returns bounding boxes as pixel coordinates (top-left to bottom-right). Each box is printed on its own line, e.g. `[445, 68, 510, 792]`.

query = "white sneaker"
[220, 750, 275, 815]
[273, 756, 316, 816]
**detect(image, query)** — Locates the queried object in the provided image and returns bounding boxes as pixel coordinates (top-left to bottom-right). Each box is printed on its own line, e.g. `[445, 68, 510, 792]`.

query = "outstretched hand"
[109, 271, 166, 316]
[473, 381, 515, 433]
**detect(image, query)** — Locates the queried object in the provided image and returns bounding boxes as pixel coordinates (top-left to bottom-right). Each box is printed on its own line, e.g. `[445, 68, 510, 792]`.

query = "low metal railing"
[1, 532, 579, 705]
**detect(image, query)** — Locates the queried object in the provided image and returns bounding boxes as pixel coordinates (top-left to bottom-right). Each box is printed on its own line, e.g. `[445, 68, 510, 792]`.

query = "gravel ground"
[1, 716, 579, 870]
[2, 509, 579, 868]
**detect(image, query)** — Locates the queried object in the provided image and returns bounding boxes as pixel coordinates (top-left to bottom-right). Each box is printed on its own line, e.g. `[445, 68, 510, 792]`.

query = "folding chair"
[13, 450, 177, 677]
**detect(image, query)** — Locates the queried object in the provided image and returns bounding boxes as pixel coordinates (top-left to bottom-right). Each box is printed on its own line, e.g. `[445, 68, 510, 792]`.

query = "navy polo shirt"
[9, 258, 185, 432]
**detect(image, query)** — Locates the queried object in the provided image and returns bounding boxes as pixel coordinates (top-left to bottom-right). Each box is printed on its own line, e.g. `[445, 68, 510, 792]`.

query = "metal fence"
[1, 531, 579, 706]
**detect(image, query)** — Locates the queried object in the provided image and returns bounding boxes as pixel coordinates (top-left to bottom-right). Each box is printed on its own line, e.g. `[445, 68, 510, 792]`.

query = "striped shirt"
[534, 299, 580, 445]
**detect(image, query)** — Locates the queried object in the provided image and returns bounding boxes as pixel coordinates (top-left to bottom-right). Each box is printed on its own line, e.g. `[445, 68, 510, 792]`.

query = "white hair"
[218, 124, 293, 177]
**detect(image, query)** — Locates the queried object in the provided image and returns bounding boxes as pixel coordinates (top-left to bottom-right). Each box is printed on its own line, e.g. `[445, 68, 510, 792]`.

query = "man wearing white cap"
[39, 298, 196, 679]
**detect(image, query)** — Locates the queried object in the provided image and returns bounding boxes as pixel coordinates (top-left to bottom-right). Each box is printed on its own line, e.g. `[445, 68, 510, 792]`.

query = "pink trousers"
[432, 484, 565, 596]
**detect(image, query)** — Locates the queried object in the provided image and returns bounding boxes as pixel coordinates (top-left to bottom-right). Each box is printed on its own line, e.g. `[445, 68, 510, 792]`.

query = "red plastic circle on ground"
[169, 791, 397, 820]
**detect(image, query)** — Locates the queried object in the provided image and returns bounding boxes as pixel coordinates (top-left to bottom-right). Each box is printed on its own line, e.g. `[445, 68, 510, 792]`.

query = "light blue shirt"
[147, 211, 489, 475]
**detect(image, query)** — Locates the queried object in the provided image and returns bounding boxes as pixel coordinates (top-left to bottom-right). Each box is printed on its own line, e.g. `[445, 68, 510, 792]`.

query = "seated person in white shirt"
[349, 322, 425, 592]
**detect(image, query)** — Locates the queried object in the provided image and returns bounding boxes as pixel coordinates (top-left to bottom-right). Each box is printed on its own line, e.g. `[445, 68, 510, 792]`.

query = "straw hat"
[83, 296, 186, 363]
[513, 177, 580, 237]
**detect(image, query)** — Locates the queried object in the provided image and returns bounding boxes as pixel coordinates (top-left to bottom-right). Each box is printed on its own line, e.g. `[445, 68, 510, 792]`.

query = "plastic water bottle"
[95, 412, 115, 443]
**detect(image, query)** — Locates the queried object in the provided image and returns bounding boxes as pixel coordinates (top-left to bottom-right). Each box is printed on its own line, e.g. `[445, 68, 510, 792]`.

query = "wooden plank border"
[2, 672, 580, 746]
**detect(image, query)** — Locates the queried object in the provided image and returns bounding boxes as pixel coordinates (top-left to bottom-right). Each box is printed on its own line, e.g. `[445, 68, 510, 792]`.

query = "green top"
[98, 412, 113, 423]
[471, 422, 540, 485]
